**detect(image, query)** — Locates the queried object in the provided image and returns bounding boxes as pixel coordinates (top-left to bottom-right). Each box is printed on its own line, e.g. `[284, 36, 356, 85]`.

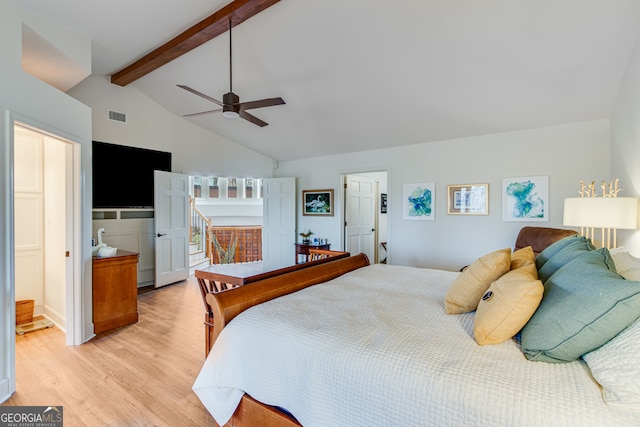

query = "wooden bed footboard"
[205, 253, 369, 427]
[206, 253, 370, 347]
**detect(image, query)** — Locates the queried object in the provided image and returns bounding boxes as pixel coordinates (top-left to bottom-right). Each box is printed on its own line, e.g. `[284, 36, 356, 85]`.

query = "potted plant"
[299, 229, 313, 244]
[210, 231, 238, 264]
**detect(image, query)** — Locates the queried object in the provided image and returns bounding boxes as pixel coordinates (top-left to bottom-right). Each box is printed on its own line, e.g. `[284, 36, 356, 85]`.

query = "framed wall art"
[502, 176, 548, 221]
[447, 184, 488, 215]
[380, 193, 388, 214]
[403, 183, 435, 220]
[302, 189, 334, 216]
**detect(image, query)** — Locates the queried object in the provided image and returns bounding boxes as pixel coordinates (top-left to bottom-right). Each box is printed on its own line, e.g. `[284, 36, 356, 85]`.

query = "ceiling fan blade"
[238, 97, 286, 111]
[239, 110, 268, 127]
[183, 108, 223, 117]
[177, 84, 224, 107]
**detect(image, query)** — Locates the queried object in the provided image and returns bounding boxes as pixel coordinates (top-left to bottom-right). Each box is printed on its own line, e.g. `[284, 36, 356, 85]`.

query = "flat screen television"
[92, 141, 172, 209]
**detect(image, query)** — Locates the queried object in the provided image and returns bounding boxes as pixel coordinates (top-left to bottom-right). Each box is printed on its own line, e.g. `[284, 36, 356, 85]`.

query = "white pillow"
[583, 318, 640, 408]
[610, 247, 640, 280]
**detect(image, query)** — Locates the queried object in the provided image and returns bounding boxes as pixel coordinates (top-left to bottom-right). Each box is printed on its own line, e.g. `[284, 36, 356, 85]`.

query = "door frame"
[1, 113, 84, 402]
[340, 169, 390, 264]
[12, 120, 83, 343]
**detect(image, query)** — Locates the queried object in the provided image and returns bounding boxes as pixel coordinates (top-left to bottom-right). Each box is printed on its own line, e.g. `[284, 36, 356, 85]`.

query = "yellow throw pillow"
[511, 246, 534, 270]
[474, 263, 543, 346]
[445, 248, 511, 314]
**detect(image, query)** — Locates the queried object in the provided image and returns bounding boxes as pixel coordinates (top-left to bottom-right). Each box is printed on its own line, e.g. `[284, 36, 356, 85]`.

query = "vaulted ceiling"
[11, 0, 640, 162]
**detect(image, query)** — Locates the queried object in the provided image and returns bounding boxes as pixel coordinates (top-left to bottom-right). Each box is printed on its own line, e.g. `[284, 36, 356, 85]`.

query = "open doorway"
[13, 123, 77, 342]
[343, 171, 388, 264]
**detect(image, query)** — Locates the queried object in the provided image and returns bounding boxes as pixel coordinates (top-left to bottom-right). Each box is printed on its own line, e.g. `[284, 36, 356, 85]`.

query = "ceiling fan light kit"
[222, 92, 240, 118]
[178, 18, 284, 127]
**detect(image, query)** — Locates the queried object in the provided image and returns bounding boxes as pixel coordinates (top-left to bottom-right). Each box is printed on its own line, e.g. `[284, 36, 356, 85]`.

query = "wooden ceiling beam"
[110, 0, 281, 86]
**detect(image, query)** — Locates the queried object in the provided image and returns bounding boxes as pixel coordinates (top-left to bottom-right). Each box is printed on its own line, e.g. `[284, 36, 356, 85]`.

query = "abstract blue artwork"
[502, 176, 549, 221]
[403, 183, 435, 220]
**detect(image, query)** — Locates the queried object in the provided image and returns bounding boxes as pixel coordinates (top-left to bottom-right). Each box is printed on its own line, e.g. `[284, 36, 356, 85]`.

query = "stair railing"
[189, 196, 212, 258]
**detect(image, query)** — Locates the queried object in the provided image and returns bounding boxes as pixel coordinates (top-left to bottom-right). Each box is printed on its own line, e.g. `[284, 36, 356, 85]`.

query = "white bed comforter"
[193, 264, 640, 426]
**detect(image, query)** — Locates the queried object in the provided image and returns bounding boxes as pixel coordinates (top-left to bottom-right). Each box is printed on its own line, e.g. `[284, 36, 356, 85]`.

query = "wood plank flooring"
[3, 277, 216, 426]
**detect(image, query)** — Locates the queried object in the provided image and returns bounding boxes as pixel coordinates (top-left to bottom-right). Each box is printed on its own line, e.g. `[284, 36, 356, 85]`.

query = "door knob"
[157, 233, 166, 237]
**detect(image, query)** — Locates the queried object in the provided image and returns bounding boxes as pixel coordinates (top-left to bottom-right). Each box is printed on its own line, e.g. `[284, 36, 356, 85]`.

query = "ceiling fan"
[177, 19, 285, 127]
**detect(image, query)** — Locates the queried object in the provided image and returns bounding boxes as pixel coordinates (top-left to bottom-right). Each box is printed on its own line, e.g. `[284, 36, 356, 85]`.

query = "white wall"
[68, 77, 275, 178]
[611, 37, 640, 256]
[278, 120, 611, 271]
[197, 202, 263, 227]
[0, 1, 93, 402]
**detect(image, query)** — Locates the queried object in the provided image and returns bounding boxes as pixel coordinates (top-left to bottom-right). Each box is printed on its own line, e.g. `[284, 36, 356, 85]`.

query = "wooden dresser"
[92, 250, 139, 334]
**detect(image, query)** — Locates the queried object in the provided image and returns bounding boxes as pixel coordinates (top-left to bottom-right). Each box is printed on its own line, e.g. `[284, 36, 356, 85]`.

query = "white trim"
[0, 110, 16, 402]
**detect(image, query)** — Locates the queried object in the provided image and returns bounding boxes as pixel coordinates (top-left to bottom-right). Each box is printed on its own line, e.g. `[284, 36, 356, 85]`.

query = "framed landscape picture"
[447, 184, 488, 215]
[502, 176, 548, 221]
[302, 189, 334, 216]
[403, 183, 435, 220]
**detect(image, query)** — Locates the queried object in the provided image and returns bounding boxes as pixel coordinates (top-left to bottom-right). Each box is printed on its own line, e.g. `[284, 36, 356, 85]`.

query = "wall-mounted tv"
[92, 141, 172, 209]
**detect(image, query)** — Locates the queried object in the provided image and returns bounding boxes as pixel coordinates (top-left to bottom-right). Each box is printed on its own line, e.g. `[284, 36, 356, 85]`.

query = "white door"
[154, 171, 189, 287]
[345, 175, 376, 262]
[262, 177, 296, 271]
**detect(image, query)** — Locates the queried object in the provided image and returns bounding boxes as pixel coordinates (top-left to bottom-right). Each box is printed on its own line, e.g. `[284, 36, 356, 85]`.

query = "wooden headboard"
[515, 226, 577, 256]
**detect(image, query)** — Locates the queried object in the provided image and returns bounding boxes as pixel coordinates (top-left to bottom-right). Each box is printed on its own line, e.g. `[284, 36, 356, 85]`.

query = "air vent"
[108, 110, 127, 123]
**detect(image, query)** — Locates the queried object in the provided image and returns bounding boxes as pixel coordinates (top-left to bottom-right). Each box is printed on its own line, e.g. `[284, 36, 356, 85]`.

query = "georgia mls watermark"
[0, 406, 63, 427]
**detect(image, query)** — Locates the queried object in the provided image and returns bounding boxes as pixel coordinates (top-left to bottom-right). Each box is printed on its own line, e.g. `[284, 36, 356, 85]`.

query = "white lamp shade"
[563, 197, 639, 229]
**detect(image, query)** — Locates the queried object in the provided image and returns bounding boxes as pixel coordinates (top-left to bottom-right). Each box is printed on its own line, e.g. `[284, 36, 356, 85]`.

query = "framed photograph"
[302, 189, 334, 216]
[403, 183, 435, 220]
[447, 184, 488, 215]
[380, 193, 388, 214]
[502, 176, 548, 221]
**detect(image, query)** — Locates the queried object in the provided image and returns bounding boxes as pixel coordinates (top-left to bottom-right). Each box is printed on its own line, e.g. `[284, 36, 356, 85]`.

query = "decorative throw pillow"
[511, 246, 534, 270]
[583, 318, 640, 408]
[610, 247, 640, 281]
[535, 235, 585, 270]
[474, 263, 543, 346]
[445, 248, 511, 314]
[536, 236, 595, 283]
[521, 248, 640, 363]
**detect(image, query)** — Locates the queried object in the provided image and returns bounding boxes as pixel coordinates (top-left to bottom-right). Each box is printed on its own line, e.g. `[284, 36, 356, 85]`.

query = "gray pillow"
[521, 248, 640, 363]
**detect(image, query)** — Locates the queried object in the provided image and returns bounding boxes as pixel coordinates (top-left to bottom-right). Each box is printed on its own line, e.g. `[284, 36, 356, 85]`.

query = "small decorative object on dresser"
[299, 229, 313, 244]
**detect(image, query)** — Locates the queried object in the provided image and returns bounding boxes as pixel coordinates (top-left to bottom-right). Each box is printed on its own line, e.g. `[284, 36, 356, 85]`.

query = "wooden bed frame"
[205, 253, 370, 427]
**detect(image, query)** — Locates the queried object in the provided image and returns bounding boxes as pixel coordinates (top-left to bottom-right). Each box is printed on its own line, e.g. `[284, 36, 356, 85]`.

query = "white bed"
[193, 263, 640, 426]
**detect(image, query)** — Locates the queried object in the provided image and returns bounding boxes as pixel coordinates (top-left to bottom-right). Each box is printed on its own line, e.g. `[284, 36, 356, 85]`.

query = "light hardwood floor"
[3, 277, 216, 426]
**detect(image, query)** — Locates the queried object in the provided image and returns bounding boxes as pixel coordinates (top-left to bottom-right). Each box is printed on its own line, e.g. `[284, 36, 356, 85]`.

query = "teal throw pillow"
[536, 236, 595, 283]
[535, 235, 583, 270]
[521, 248, 640, 363]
